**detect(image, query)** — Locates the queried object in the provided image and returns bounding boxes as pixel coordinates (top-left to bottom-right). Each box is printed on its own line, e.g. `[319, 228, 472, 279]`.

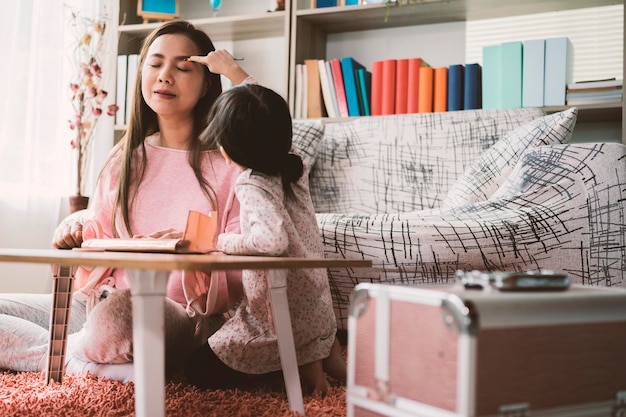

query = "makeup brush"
[184, 56, 244, 64]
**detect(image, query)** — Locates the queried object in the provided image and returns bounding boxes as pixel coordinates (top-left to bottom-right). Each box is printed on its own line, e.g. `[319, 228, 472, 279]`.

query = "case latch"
[366, 379, 396, 405]
[613, 391, 626, 416]
[498, 402, 529, 417]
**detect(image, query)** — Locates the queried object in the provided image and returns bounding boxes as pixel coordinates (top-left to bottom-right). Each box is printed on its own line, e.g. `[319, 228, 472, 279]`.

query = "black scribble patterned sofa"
[293, 107, 626, 329]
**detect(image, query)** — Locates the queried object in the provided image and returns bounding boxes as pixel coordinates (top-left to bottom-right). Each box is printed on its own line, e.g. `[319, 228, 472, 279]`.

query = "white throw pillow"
[440, 107, 578, 209]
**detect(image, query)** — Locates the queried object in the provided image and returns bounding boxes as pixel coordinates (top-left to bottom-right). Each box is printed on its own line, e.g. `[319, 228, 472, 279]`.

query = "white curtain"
[0, 0, 117, 292]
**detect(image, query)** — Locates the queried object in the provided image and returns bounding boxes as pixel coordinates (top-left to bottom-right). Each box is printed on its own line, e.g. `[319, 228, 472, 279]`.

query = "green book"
[482, 44, 502, 109]
[356, 68, 372, 116]
[501, 41, 523, 108]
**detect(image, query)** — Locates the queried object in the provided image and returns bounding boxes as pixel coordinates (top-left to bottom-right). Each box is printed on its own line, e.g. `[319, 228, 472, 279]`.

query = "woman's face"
[141, 33, 207, 121]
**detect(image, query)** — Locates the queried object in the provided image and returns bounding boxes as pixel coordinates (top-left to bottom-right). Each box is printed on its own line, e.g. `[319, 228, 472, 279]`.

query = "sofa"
[63, 107, 625, 331]
[291, 107, 626, 329]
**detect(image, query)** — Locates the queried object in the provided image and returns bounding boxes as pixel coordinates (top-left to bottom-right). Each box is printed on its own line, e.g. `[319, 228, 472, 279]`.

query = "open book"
[79, 210, 218, 253]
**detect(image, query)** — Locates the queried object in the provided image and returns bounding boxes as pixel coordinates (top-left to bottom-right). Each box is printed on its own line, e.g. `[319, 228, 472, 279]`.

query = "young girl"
[184, 84, 345, 394]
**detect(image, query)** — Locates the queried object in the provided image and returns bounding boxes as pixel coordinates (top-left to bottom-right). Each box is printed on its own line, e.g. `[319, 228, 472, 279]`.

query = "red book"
[381, 59, 397, 115]
[433, 66, 448, 112]
[330, 58, 349, 117]
[418, 66, 434, 113]
[407, 58, 429, 114]
[371, 60, 384, 116]
[395, 59, 409, 114]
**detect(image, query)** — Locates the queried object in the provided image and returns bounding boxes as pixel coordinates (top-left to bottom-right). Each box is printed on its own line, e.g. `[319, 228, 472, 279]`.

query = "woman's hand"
[186, 50, 250, 85]
[133, 228, 183, 240]
[52, 220, 83, 249]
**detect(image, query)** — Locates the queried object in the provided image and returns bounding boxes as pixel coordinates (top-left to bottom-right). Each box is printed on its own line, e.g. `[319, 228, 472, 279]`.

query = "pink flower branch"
[67, 9, 118, 197]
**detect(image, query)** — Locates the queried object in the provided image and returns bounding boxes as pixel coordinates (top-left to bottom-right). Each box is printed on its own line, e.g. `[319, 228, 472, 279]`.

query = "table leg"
[46, 265, 75, 384]
[126, 269, 169, 417]
[268, 268, 305, 416]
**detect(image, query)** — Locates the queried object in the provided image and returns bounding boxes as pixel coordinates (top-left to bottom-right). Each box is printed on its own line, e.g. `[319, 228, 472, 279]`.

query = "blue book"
[482, 44, 502, 109]
[523, 39, 545, 107]
[464, 63, 481, 110]
[340, 57, 366, 117]
[447, 64, 464, 111]
[356, 68, 372, 116]
[315, 0, 337, 7]
[544, 37, 573, 106]
[345, 0, 359, 4]
[501, 41, 523, 108]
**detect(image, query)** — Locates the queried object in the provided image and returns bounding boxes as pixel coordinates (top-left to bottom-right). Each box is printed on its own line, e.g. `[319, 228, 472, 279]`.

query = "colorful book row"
[482, 37, 574, 109]
[370, 59, 482, 115]
[311, 0, 371, 7]
[295, 56, 483, 119]
[295, 57, 372, 119]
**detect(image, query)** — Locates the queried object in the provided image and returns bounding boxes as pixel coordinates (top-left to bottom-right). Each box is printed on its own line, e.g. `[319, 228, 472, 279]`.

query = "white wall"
[214, 37, 287, 96]
[327, 21, 467, 68]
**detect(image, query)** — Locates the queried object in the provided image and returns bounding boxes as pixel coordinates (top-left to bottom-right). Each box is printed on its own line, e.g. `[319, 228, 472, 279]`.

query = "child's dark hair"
[204, 84, 304, 199]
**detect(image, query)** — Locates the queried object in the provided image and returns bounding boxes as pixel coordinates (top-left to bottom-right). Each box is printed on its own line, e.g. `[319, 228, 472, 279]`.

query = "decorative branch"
[66, 8, 118, 196]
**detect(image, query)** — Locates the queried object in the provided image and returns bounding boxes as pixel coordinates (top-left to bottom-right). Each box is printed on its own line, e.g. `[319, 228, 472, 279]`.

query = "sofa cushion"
[309, 108, 545, 214]
[440, 107, 578, 209]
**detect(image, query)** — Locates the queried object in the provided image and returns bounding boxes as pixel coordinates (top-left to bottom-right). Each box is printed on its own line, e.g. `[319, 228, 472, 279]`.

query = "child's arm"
[186, 50, 251, 86]
[217, 183, 289, 256]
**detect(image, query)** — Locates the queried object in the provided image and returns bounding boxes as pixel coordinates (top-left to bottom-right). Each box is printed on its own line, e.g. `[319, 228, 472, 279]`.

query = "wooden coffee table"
[0, 248, 371, 417]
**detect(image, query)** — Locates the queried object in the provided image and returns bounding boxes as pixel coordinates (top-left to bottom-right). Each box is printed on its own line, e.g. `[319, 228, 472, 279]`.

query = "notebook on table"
[79, 210, 218, 253]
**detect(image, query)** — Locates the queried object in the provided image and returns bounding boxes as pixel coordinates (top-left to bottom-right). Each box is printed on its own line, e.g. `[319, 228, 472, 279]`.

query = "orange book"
[407, 58, 429, 113]
[371, 60, 384, 116]
[304, 59, 323, 118]
[394, 59, 409, 114]
[418, 66, 434, 113]
[433, 66, 448, 112]
[381, 59, 397, 115]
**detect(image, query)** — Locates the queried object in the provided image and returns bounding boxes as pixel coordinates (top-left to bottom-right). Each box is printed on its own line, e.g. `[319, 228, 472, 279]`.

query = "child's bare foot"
[322, 337, 347, 384]
[299, 359, 330, 396]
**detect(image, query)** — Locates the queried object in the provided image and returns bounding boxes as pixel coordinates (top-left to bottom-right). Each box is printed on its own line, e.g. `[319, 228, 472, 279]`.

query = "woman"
[0, 20, 251, 381]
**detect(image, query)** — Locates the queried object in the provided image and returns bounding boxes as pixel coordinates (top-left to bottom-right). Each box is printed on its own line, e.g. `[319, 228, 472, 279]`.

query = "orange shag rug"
[0, 370, 347, 417]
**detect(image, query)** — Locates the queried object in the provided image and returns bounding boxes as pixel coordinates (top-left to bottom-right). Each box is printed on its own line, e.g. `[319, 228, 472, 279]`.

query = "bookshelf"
[288, 0, 625, 143]
[117, 13, 287, 45]
[114, 0, 624, 143]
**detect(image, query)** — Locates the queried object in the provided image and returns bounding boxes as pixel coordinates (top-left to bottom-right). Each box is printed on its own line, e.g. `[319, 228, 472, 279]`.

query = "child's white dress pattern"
[212, 163, 336, 374]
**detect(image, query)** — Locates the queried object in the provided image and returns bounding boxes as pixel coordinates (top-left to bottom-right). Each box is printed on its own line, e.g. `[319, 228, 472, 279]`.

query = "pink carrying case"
[347, 280, 626, 417]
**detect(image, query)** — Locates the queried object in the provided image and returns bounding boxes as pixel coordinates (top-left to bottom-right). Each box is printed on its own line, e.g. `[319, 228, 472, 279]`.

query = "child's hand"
[186, 50, 249, 85]
[216, 232, 231, 252]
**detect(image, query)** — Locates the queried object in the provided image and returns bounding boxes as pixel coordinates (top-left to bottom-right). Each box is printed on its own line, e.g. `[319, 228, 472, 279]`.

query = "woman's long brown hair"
[103, 21, 222, 237]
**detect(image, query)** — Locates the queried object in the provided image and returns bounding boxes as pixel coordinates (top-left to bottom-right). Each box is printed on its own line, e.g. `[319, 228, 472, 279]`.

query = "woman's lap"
[72, 289, 201, 375]
[0, 292, 87, 333]
[0, 289, 207, 379]
[0, 292, 88, 372]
